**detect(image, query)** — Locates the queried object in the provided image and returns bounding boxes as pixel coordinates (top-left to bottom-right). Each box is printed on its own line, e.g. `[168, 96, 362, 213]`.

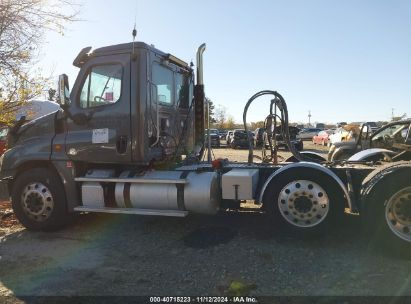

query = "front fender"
[1, 138, 52, 175]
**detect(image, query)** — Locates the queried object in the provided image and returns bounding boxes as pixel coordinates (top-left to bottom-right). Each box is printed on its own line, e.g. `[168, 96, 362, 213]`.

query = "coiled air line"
[242, 90, 324, 164]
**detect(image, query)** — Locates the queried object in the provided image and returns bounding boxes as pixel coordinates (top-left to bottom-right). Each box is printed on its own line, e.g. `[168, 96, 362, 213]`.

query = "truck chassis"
[1, 42, 410, 251]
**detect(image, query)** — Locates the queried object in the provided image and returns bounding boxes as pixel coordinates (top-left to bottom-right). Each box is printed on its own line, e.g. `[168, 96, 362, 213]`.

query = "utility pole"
[392, 108, 394, 121]
[308, 110, 312, 127]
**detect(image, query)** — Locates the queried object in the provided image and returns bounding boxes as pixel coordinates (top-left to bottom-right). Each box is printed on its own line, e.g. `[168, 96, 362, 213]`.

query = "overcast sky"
[39, 0, 411, 124]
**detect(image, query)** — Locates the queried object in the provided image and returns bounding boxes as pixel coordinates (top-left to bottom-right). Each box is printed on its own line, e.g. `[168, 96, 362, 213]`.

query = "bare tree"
[225, 116, 236, 129]
[250, 121, 265, 130]
[0, 0, 79, 125]
[214, 104, 227, 129]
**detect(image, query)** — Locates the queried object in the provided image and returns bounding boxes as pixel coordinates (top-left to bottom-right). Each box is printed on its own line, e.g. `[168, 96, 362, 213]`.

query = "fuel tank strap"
[123, 171, 136, 208]
[177, 171, 190, 210]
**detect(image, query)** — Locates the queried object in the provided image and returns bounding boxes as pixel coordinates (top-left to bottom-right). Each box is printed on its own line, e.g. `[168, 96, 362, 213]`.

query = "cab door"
[65, 54, 132, 163]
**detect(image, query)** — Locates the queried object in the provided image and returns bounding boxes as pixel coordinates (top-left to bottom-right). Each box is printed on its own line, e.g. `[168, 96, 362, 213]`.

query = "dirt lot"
[2, 143, 411, 299]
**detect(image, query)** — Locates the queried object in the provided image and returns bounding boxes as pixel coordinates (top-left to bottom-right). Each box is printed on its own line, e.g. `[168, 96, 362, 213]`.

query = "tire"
[263, 168, 345, 236]
[362, 170, 411, 254]
[11, 168, 70, 231]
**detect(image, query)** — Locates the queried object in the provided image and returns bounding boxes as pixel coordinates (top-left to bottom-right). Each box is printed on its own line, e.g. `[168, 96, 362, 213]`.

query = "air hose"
[243, 90, 323, 164]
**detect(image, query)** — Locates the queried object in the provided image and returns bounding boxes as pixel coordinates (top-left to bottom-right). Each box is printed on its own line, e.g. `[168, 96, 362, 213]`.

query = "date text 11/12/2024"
[149, 296, 258, 303]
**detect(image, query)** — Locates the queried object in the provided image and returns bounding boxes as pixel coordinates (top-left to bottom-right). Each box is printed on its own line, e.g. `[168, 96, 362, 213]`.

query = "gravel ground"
[2, 142, 411, 298]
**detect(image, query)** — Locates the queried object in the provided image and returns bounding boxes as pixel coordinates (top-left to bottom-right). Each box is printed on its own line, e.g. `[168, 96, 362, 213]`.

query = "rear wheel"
[263, 168, 345, 235]
[11, 168, 70, 231]
[362, 171, 411, 253]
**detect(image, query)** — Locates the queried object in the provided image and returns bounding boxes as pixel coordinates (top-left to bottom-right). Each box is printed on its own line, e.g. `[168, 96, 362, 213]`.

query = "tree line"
[0, 0, 78, 125]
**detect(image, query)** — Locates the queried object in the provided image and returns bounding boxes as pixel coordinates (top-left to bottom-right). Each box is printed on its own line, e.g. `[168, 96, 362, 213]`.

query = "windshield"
[371, 123, 408, 146]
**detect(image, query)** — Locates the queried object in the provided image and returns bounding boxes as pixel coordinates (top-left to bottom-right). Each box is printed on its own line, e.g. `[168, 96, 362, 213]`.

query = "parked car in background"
[226, 130, 234, 145]
[365, 121, 378, 133]
[315, 123, 326, 130]
[296, 128, 322, 140]
[274, 126, 303, 151]
[328, 127, 353, 146]
[328, 120, 411, 161]
[336, 122, 347, 128]
[312, 129, 334, 146]
[205, 129, 220, 147]
[230, 129, 250, 149]
[218, 130, 227, 140]
[254, 127, 265, 147]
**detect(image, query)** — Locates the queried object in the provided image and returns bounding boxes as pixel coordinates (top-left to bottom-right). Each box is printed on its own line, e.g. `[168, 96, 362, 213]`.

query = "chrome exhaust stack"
[196, 43, 206, 85]
[194, 43, 207, 158]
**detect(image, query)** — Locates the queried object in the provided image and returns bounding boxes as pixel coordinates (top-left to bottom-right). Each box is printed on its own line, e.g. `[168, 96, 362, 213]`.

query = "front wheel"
[263, 168, 345, 235]
[11, 168, 70, 231]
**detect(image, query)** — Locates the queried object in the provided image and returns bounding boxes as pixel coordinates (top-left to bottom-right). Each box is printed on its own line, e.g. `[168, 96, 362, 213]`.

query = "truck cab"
[0, 42, 203, 229]
[61, 42, 195, 165]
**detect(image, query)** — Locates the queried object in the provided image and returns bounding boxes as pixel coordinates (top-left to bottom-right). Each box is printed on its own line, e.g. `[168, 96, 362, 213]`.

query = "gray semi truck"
[1, 42, 411, 251]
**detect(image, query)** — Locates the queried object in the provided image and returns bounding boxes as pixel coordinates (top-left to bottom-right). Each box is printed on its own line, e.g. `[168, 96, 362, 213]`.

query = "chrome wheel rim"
[385, 187, 411, 242]
[278, 180, 330, 227]
[21, 182, 54, 222]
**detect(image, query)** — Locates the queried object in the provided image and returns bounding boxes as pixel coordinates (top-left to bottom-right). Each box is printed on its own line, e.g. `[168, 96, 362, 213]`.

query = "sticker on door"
[92, 128, 109, 144]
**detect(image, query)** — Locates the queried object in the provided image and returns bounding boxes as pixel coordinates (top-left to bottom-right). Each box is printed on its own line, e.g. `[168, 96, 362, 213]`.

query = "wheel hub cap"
[21, 183, 54, 222]
[294, 196, 313, 213]
[278, 180, 330, 227]
[386, 187, 411, 242]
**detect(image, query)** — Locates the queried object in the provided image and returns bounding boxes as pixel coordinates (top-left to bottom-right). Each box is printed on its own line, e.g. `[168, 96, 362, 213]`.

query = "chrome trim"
[196, 43, 206, 85]
[73, 206, 188, 217]
[258, 162, 352, 210]
[278, 179, 330, 228]
[75, 177, 188, 184]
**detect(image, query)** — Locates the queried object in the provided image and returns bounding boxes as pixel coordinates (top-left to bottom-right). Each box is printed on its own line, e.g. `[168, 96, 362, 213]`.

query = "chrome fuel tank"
[114, 170, 220, 214]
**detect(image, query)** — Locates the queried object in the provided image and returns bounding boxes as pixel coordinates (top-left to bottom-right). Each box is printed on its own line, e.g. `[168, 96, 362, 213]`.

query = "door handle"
[116, 135, 128, 154]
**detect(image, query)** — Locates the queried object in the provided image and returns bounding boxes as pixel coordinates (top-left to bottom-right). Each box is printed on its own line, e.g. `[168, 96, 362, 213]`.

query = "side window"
[176, 73, 190, 108]
[152, 63, 173, 105]
[79, 64, 122, 109]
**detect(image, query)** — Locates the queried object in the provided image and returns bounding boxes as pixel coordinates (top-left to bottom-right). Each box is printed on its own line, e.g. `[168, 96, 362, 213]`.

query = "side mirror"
[58, 74, 70, 107]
